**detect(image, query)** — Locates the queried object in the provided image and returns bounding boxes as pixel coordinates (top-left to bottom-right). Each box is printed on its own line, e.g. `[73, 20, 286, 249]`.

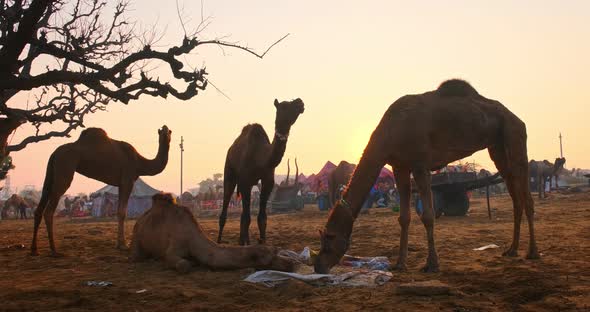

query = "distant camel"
[314, 79, 539, 274]
[2, 194, 29, 219]
[328, 161, 356, 207]
[31, 125, 171, 256]
[529, 157, 566, 199]
[218, 98, 304, 245]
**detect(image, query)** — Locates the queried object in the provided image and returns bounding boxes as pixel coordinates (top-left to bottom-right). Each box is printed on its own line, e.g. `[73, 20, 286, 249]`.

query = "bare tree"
[0, 0, 287, 179]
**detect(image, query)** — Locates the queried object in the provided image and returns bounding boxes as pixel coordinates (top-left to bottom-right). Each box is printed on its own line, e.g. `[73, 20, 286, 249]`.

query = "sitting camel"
[130, 193, 297, 273]
[529, 157, 566, 199]
[314, 79, 539, 274]
[31, 125, 171, 256]
[218, 98, 304, 245]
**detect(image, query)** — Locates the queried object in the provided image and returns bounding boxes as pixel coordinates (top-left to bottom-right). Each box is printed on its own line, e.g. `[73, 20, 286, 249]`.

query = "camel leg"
[413, 167, 439, 273]
[165, 246, 192, 274]
[129, 237, 147, 262]
[257, 175, 274, 244]
[31, 202, 46, 256]
[489, 145, 539, 259]
[218, 167, 237, 243]
[116, 180, 133, 250]
[43, 196, 66, 257]
[238, 184, 253, 246]
[393, 168, 411, 271]
[34, 158, 75, 257]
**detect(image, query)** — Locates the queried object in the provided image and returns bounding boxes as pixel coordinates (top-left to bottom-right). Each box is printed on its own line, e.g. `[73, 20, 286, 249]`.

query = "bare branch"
[198, 33, 290, 59]
[0, 0, 289, 165]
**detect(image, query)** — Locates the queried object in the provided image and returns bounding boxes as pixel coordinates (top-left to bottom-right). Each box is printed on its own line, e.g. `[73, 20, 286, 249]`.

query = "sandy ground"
[1, 192, 589, 312]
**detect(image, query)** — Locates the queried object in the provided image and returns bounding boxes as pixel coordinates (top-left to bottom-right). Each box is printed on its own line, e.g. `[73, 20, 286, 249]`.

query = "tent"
[90, 178, 161, 218]
[377, 167, 395, 184]
[305, 161, 336, 192]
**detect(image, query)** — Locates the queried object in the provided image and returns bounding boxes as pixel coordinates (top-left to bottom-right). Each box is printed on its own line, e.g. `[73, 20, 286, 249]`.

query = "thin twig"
[175, 0, 187, 37]
[206, 78, 231, 101]
[199, 33, 290, 59]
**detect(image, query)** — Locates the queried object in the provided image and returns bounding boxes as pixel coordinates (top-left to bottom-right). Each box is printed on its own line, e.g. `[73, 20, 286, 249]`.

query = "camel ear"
[158, 128, 162, 135]
[274, 99, 279, 108]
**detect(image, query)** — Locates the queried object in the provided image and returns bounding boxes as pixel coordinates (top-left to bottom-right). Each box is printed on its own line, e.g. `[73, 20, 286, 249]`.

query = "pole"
[486, 184, 491, 220]
[180, 136, 184, 199]
[559, 132, 563, 158]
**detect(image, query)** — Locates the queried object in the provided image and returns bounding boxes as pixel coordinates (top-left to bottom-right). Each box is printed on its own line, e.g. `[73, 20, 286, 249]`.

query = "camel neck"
[267, 131, 289, 168]
[139, 141, 170, 176]
[341, 143, 384, 219]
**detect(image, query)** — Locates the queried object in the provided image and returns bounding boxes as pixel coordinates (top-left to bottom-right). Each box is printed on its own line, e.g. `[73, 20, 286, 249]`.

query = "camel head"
[157, 125, 172, 146]
[554, 157, 566, 169]
[152, 192, 177, 207]
[274, 98, 305, 136]
[314, 201, 354, 274]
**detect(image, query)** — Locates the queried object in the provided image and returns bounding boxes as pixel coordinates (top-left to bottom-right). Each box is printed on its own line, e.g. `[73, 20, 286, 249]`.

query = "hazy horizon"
[5, 0, 590, 195]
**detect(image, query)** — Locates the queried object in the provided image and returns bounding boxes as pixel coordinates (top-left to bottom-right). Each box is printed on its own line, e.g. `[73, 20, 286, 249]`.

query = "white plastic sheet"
[243, 269, 393, 288]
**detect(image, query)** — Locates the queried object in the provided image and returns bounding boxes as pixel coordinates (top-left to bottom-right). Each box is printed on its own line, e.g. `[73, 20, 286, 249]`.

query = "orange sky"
[6, 0, 590, 195]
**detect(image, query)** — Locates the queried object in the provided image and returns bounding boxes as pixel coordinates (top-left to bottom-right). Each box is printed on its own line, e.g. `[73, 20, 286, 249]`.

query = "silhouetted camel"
[218, 98, 304, 245]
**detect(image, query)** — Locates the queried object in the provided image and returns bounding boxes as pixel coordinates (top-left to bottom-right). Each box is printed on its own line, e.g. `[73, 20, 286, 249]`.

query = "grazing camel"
[131, 192, 297, 273]
[529, 157, 566, 198]
[314, 79, 539, 274]
[31, 125, 171, 256]
[218, 98, 305, 245]
[328, 161, 356, 207]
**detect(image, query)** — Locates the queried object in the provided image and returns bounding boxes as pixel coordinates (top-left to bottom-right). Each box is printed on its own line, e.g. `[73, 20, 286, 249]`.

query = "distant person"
[18, 200, 28, 219]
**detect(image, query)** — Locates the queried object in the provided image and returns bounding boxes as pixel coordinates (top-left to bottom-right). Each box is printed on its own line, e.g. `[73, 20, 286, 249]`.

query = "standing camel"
[314, 79, 539, 274]
[328, 160, 356, 207]
[529, 157, 566, 199]
[31, 125, 171, 256]
[2, 194, 29, 219]
[217, 98, 304, 245]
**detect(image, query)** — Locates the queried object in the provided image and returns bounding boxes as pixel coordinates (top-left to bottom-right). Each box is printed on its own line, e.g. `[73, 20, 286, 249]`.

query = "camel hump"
[77, 128, 109, 142]
[242, 123, 270, 143]
[436, 79, 479, 97]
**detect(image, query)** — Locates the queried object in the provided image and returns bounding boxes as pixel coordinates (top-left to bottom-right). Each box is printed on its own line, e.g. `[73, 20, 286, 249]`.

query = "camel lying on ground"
[130, 193, 297, 273]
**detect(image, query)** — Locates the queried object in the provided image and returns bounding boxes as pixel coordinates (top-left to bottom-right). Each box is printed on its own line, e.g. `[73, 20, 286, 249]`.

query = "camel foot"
[117, 243, 129, 251]
[392, 262, 407, 272]
[50, 251, 65, 258]
[175, 260, 192, 274]
[421, 263, 439, 273]
[421, 256, 439, 273]
[30, 250, 39, 257]
[258, 238, 266, 245]
[239, 237, 250, 246]
[526, 249, 540, 259]
[502, 248, 518, 257]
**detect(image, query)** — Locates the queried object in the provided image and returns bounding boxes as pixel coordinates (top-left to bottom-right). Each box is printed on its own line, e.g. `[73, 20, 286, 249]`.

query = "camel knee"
[117, 210, 127, 221]
[42, 207, 54, 220]
[420, 214, 434, 228]
[398, 214, 410, 227]
[257, 210, 267, 221]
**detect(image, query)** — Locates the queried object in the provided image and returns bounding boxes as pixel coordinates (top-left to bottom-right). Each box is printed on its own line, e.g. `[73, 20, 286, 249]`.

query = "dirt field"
[1, 192, 589, 312]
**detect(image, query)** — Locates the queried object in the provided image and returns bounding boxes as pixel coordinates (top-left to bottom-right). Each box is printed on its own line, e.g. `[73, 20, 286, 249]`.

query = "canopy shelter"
[305, 161, 336, 193]
[90, 178, 161, 218]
